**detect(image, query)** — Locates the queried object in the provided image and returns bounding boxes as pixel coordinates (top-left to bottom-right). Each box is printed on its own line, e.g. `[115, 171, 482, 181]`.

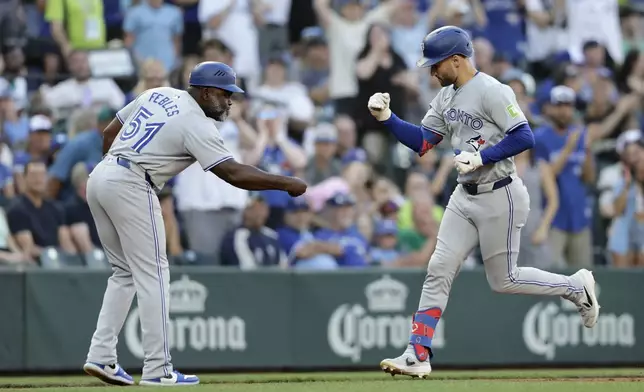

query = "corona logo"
[328, 275, 444, 362]
[124, 275, 247, 358]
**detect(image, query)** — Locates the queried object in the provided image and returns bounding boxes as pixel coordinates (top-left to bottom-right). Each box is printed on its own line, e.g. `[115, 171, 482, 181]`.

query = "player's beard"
[436, 74, 455, 87]
[205, 103, 230, 122]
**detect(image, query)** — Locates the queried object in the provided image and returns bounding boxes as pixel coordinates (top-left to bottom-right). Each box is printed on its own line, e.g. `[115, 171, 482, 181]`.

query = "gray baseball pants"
[85, 158, 172, 379]
[418, 177, 585, 312]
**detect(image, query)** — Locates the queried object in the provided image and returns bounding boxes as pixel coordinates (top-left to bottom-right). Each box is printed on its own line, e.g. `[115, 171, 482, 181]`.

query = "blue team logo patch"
[445, 108, 484, 130]
[466, 135, 486, 151]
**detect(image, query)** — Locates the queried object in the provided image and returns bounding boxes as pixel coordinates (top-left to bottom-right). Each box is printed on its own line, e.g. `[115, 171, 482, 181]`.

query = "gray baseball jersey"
[85, 86, 234, 379]
[421, 72, 528, 184]
[110, 87, 233, 189]
[398, 72, 587, 363]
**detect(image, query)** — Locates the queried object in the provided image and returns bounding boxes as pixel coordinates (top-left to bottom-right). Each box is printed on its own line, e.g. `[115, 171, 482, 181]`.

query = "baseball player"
[368, 26, 600, 378]
[82, 62, 307, 386]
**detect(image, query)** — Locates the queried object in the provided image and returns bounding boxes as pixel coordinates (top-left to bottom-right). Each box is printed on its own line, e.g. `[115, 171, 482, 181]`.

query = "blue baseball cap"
[341, 148, 368, 165]
[188, 61, 244, 93]
[375, 220, 398, 236]
[326, 192, 355, 207]
[286, 196, 310, 212]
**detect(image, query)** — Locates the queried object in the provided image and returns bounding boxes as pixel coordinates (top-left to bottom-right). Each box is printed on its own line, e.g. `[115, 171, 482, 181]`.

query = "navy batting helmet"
[417, 26, 473, 68]
[188, 61, 245, 93]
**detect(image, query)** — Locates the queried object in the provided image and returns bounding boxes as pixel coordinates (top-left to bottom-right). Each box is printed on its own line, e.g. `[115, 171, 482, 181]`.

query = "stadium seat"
[84, 249, 110, 269]
[189, 251, 216, 266]
[59, 253, 85, 267]
[39, 247, 63, 269]
[172, 250, 213, 266]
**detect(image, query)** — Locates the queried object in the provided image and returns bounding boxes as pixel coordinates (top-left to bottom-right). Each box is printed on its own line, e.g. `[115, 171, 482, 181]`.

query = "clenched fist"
[368, 92, 392, 121]
[453, 151, 483, 175]
[285, 177, 308, 197]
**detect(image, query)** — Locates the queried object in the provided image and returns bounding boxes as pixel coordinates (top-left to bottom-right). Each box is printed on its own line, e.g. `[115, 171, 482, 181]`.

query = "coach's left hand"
[453, 151, 483, 175]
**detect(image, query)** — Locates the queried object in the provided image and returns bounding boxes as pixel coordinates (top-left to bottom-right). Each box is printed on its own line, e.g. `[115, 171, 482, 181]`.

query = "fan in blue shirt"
[48, 129, 103, 202]
[123, 0, 183, 72]
[277, 196, 339, 269]
[478, 0, 525, 63]
[534, 86, 595, 266]
[369, 219, 402, 265]
[314, 193, 368, 267]
[47, 107, 114, 201]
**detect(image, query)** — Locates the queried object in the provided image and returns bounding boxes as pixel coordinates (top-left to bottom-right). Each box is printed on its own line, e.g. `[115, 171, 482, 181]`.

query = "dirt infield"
[1, 369, 643, 391]
[477, 377, 644, 382]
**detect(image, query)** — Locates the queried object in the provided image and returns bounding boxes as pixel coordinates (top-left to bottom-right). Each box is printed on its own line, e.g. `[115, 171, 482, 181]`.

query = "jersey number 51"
[119, 106, 165, 153]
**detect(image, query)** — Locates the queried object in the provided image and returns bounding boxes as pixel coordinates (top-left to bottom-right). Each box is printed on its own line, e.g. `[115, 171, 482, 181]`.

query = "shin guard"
[409, 308, 441, 361]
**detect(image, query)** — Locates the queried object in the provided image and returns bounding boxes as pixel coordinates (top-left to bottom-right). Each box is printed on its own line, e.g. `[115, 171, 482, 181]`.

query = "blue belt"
[462, 176, 512, 196]
[115, 156, 156, 189]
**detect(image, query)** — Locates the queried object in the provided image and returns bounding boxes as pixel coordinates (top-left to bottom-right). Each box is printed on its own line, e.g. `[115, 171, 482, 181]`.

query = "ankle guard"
[409, 307, 441, 361]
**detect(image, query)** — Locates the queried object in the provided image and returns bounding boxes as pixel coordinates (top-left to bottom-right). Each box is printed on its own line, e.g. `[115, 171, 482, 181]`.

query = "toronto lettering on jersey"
[444, 108, 483, 130]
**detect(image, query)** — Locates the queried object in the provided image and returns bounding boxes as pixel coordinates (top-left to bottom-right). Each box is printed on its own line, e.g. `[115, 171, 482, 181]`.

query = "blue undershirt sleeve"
[480, 123, 535, 165]
[381, 113, 443, 156]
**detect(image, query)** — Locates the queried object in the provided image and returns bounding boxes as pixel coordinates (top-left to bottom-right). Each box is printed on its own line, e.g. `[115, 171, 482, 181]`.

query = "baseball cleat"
[139, 370, 199, 387]
[83, 362, 134, 386]
[572, 269, 600, 328]
[380, 353, 432, 379]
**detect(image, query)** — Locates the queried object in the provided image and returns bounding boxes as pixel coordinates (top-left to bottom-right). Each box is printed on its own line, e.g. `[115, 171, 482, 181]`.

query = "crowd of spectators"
[2, 0, 644, 270]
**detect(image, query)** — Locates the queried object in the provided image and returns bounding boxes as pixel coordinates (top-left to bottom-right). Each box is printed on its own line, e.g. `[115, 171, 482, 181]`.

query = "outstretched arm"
[210, 159, 306, 195]
[186, 118, 306, 196]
